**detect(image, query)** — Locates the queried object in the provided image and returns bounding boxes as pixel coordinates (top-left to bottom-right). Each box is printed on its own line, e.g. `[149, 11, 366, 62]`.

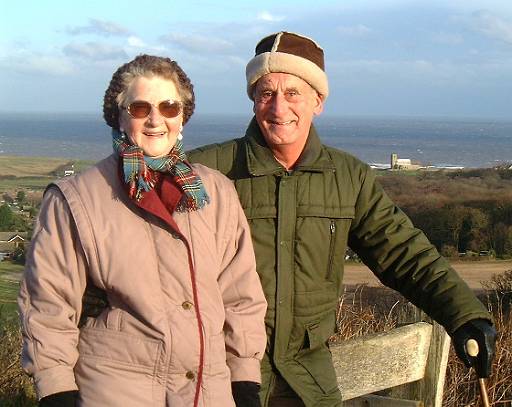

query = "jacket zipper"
[326, 220, 336, 280]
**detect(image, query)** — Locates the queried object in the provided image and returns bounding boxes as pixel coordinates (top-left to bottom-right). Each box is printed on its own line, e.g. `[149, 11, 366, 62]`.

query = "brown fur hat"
[246, 31, 329, 100]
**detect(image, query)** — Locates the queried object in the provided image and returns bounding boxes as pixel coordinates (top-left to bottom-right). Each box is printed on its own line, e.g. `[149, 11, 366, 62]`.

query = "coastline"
[1, 114, 511, 168]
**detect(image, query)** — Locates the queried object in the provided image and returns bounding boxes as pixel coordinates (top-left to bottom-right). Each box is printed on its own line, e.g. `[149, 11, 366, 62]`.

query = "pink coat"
[18, 155, 267, 406]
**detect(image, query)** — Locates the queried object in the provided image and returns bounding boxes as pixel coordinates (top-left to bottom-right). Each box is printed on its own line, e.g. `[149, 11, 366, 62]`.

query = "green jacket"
[188, 117, 491, 406]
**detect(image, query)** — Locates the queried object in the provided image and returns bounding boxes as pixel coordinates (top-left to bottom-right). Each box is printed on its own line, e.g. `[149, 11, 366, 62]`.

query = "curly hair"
[103, 54, 195, 129]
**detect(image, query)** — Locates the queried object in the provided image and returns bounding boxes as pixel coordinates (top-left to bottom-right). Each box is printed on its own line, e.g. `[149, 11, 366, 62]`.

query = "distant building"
[64, 164, 75, 177]
[391, 153, 424, 171]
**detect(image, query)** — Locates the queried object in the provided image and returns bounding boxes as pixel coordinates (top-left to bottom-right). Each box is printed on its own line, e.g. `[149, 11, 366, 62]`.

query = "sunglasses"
[122, 100, 183, 119]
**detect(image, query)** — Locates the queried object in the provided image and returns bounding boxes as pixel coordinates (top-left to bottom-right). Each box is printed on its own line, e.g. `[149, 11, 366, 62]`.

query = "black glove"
[232, 381, 261, 407]
[39, 390, 78, 407]
[452, 318, 497, 378]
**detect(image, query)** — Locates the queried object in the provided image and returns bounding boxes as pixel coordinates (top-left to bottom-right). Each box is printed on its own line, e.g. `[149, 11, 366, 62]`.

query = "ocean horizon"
[1, 112, 511, 168]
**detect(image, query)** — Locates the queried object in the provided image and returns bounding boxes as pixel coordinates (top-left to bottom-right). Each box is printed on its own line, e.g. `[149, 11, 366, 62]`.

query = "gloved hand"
[39, 390, 78, 407]
[452, 318, 497, 378]
[232, 381, 261, 407]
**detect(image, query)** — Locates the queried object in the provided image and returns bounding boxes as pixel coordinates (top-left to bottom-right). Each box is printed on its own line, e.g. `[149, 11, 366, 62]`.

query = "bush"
[482, 269, 512, 314]
[12, 248, 26, 265]
[441, 244, 458, 258]
[0, 308, 36, 406]
[443, 275, 511, 407]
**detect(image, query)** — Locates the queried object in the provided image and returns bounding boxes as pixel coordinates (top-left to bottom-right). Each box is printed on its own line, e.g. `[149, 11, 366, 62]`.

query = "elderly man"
[188, 32, 496, 407]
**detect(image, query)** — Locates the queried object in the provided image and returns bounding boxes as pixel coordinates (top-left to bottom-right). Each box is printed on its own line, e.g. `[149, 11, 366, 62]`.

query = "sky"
[1, 0, 511, 119]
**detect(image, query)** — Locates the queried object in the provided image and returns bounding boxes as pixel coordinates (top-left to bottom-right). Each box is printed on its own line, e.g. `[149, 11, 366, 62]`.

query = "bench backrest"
[330, 305, 451, 407]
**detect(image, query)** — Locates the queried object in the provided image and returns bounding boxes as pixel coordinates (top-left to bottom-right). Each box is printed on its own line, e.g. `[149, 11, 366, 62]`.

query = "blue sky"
[1, 0, 511, 118]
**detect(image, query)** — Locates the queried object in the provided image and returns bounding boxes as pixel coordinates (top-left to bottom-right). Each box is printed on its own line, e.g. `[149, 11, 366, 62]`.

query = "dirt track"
[343, 260, 512, 290]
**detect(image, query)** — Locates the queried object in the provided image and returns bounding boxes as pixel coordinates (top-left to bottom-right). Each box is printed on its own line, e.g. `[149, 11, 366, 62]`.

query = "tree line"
[1, 167, 511, 259]
[379, 166, 512, 258]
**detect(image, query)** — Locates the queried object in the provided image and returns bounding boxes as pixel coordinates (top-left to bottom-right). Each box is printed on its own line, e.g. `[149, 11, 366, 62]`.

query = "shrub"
[0, 308, 36, 406]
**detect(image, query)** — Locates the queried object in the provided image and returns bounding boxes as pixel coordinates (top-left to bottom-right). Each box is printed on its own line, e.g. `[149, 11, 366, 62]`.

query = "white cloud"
[336, 24, 372, 37]
[126, 36, 166, 53]
[162, 33, 234, 54]
[66, 18, 131, 37]
[256, 11, 285, 22]
[127, 36, 146, 47]
[63, 42, 128, 61]
[471, 10, 512, 44]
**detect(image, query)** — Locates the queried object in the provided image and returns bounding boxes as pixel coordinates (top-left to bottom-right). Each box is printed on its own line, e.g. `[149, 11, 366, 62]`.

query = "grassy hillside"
[0, 262, 23, 319]
[0, 156, 95, 177]
[0, 156, 96, 193]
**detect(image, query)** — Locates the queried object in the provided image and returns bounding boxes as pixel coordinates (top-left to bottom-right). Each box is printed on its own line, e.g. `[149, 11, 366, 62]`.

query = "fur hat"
[246, 31, 329, 100]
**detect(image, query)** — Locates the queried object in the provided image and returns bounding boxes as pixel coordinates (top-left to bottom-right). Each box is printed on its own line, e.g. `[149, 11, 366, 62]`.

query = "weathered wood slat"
[386, 305, 451, 407]
[330, 322, 432, 401]
[344, 394, 424, 407]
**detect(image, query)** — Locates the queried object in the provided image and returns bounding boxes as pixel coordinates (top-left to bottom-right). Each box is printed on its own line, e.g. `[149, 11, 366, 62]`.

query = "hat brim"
[246, 51, 329, 100]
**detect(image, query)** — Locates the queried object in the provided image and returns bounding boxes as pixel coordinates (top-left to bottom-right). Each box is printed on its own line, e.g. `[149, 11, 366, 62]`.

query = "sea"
[0, 112, 511, 169]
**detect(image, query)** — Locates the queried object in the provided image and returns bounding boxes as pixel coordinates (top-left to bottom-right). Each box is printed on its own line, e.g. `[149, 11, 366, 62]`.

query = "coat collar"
[244, 116, 336, 176]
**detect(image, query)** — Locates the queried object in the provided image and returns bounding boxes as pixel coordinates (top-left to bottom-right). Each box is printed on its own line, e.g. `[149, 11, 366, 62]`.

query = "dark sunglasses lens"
[159, 101, 182, 118]
[128, 101, 151, 118]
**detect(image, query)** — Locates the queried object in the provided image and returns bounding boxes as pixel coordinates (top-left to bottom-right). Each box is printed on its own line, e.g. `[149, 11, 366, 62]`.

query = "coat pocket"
[295, 207, 355, 286]
[78, 326, 161, 368]
[294, 344, 338, 395]
[207, 331, 228, 375]
[76, 327, 162, 406]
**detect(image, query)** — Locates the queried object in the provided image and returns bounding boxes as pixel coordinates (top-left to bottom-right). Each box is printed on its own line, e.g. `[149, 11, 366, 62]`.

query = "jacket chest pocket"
[295, 207, 355, 286]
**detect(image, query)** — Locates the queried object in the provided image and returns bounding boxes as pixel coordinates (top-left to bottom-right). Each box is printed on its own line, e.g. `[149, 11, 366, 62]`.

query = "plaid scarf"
[112, 129, 209, 211]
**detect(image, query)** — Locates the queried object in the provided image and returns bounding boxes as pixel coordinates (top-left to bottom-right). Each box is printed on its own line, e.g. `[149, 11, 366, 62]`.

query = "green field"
[0, 156, 95, 177]
[0, 155, 96, 193]
[0, 262, 23, 320]
[0, 176, 56, 192]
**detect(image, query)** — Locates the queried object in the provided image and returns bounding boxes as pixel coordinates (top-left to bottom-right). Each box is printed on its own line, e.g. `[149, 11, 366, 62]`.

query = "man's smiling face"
[253, 72, 323, 155]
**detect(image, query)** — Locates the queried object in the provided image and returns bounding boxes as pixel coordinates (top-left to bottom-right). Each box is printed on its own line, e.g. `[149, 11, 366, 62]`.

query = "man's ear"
[313, 93, 324, 116]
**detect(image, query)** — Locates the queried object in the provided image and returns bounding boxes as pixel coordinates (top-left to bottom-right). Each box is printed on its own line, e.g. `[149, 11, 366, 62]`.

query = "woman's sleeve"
[18, 187, 88, 400]
[216, 181, 267, 383]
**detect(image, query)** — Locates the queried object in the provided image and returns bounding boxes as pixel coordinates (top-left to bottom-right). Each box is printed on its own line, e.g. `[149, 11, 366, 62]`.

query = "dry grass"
[0, 156, 95, 178]
[0, 309, 36, 406]
[0, 156, 72, 177]
[443, 304, 512, 407]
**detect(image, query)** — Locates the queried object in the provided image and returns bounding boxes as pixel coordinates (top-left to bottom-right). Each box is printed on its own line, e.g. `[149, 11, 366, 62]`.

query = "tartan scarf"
[112, 129, 209, 211]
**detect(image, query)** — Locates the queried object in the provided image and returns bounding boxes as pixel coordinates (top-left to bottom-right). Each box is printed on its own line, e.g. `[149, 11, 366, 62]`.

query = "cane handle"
[467, 338, 479, 357]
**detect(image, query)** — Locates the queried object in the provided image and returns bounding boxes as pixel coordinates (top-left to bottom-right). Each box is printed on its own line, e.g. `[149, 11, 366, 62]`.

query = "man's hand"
[39, 390, 78, 407]
[232, 381, 261, 407]
[452, 318, 497, 378]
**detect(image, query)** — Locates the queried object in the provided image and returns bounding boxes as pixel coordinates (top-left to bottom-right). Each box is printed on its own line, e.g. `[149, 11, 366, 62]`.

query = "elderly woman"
[18, 55, 267, 407]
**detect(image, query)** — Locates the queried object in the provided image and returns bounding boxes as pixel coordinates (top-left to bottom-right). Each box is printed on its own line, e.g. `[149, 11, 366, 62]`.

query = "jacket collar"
[244, 116, 336, 176]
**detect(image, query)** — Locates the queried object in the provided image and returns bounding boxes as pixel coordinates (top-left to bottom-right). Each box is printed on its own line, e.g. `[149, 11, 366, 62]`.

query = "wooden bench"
[330, 305, 451, 407]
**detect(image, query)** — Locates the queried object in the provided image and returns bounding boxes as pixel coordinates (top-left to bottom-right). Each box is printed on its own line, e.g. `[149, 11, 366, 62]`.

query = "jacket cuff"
[33, 365, 78, 400]
[445, 312, 494, 335]
[227, 356, 262, 383]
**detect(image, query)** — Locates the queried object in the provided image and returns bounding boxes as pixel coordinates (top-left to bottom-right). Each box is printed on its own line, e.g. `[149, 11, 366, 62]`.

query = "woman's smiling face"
[119, 76, 183, 157]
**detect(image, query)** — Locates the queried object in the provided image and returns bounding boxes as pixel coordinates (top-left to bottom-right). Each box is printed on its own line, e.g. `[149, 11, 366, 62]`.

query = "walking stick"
[466, 339, 491, 407]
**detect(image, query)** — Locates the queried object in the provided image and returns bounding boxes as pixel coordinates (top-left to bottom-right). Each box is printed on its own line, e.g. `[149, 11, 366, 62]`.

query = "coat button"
[182, 301, 193, 310]
[186, 371, 195, 380]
